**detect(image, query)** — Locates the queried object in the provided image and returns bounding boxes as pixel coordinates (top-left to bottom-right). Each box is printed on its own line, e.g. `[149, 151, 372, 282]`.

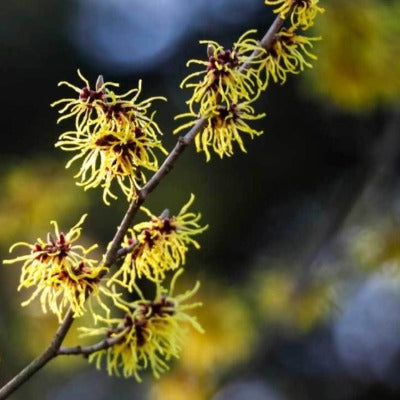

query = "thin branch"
[260, 16, 285, 49]
[58, 334, 125, 356]
[242, 16, 284, 71]
[116, 239, 138, 258]
[0, 14, 286, 400]
[0, 309, 74, 400]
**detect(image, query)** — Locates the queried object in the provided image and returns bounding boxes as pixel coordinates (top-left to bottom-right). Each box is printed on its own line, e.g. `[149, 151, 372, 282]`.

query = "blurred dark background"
[1, 1, 400, 399]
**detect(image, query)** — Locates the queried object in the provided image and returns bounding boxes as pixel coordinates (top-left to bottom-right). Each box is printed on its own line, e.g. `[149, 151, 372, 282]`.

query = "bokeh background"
[1, 0, 400, 399]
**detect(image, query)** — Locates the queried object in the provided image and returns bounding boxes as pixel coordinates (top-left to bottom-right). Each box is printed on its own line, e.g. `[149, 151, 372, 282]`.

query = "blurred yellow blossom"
[0, 158, 88, 243]
[179, 285, 256, 374]
[350, 223, 400, 271]
[150, 370, 210, 400]
[306, 0, 400, 110]
[254, 269, 332, 333]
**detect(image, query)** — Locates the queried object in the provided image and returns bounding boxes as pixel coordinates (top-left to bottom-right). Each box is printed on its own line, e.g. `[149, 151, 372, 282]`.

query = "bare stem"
[58, 333, 126, 356]
[0, 309, 74, 400]
[116, 239, 138, 258]
[0, 14, 285, 400]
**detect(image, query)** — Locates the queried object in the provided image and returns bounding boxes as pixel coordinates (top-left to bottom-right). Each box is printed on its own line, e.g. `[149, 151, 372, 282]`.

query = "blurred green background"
[1, 0, 400, 399]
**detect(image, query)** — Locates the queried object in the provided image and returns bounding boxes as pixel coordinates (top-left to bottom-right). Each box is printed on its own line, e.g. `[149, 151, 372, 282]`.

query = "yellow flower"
[174, 98, 265, 161]
[56, 120, 167, 205]
[3, 215, 105, 321]
[265, 0, 325, 30]
[259, 27, 320, 86]
[180, 30, 265, 114]
[53, 72, 167, 205]
[108, 194, 207, 289]
[52, 71, 166, 136]
[51, 70, 117, 132]
[82, 270, 203, 381]
[95, 80, 166, 137]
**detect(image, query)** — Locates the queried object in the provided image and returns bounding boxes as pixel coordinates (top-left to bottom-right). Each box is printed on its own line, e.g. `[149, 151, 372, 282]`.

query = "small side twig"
[116, 239, 138, 258]
[58, 334, 125, 356]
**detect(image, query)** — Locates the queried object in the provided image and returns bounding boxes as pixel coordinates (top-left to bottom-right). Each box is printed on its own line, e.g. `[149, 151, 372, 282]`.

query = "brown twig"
[58, 333, 126, 356]
[116, 239, 138, 259]
[0, 14, 285, 400]
[0, 309, 74, 399]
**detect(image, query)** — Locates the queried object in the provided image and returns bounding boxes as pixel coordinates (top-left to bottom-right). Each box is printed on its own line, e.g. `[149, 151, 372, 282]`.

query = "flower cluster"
[78, 195, 207, 380]
[52, 71, 167, 205]
[49, 65, 207, 379]
[2, 0, 325, 389]
[176, 30, 266, 160]
[260, 1, 323, 86]
[3, 215, 104, 322]
[175, 99, 265, 161]
[82, 270, 203, 381]
[265, 0, 325, 30]
[176, 1, 323, 160]
[180, 30, 264, 115]
[108, 194, 207, 290]
[259, 27, 320, 86]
